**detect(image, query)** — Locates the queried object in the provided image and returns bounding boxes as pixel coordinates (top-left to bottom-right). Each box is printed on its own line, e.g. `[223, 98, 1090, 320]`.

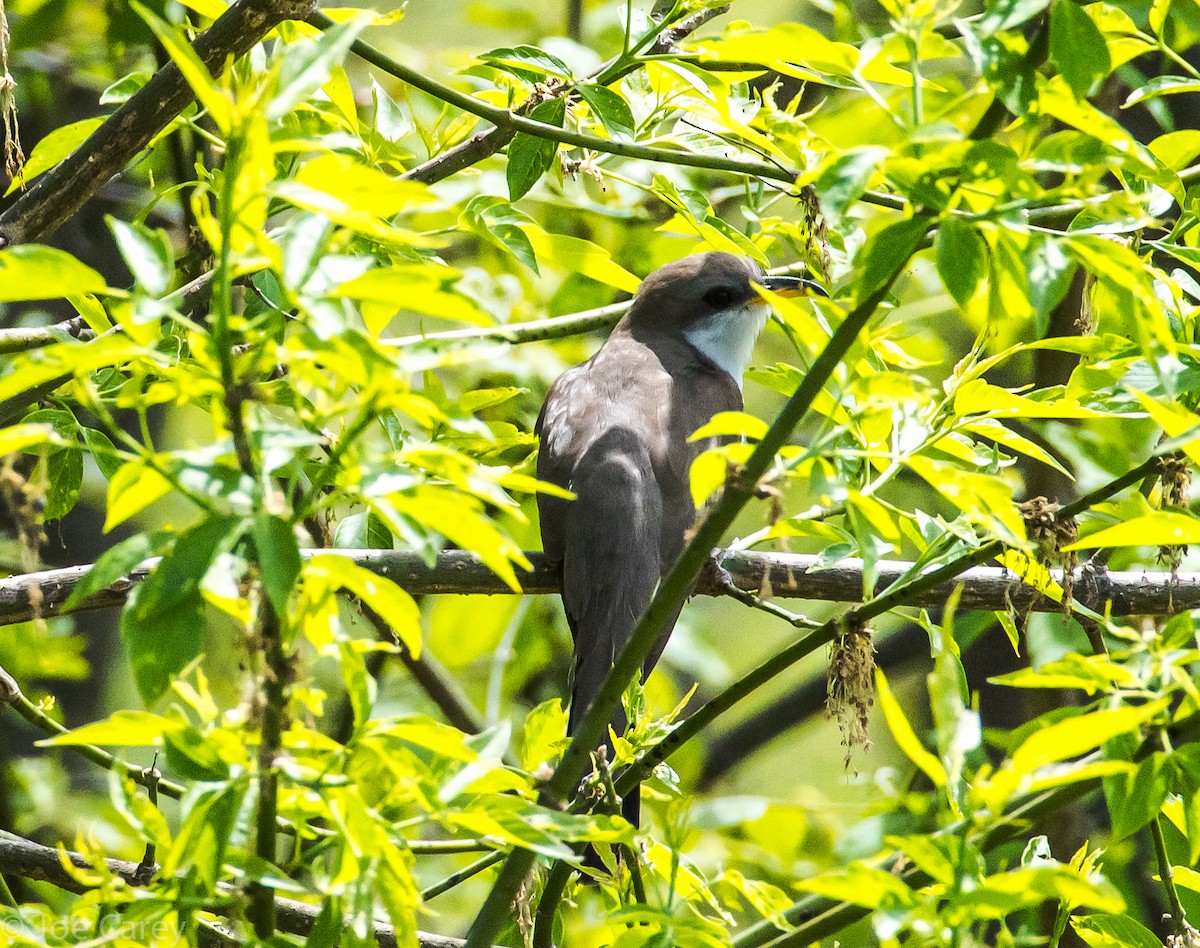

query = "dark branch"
[2, 547, 1194, 629]
[0, 832, 472, 948]
[0, 0, 319, 247]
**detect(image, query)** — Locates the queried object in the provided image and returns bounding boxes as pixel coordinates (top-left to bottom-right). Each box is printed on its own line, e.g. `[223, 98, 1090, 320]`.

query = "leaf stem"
[1150, 814, 1187, 933]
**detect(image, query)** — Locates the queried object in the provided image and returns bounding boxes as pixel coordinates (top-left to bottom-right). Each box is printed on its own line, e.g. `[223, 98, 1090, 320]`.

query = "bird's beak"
[757, 274, 828, 298]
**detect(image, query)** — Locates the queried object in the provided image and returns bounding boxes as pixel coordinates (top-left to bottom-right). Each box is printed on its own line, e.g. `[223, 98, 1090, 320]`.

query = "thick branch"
[0, 832, 471, 948]
[2, 548, 1196, 629]
[0, 0, 319, 247]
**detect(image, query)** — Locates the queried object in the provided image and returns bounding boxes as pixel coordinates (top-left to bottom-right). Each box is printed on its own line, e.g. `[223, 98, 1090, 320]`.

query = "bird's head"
[626, 251, 825, 386]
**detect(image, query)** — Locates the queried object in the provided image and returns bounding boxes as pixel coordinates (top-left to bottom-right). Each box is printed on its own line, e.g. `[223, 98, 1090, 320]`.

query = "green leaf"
[1123, 75, 1200, 108]
[876, 668, 947, 787]
[80, 427, 124, 480]
[461, 195, 540, 273]
[123, 515, 243, 705]
[978, 0, 1051, 33]
[858, 215, 931, 303]
[479, 45, 574, 81]
[1049, 0, 1110, 98]
[935, 217, 987, 307]
[305, 553, 422, 656]
[1063, 511, 1200, 550]
[250, 514, 301, 617]
[267, 11, 373, 119]
[37, 709, 177, 747]
[99, 72, 151, 105]
[1072, 912, 1163, 948]
[64, 531, 171, 611]
[108, 217, 174, 296]
[42, 447, 83, 520]
[577, 84, 635, 140]
[4, 118, 102, 195]
[506, 97, 566, 201]
[815, 147, 887, 223]
[331, 511, 393, 549]
[0, 246, 107, 301]
[1103, 752, 1170, 840]
[21, 408, 82, 519]
[163, 724, 231, 781]
[161, 777, 249, 889]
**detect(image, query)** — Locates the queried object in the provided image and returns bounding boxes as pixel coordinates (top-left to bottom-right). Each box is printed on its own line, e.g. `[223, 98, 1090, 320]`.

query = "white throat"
[682, 301, 768, 388]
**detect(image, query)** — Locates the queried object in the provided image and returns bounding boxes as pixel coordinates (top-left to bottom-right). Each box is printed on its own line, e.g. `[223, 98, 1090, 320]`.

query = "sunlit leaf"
[37, 709, 178, 747]
[1072, 912, 1163, 948]
[305, 553, 422, 656]
[4, 118, 102, 195]
[1063, 511, 1200, 550]
[876, 668, 947, 788]
[0, 246, 107, 301]
[1010, 700, 1168, 776]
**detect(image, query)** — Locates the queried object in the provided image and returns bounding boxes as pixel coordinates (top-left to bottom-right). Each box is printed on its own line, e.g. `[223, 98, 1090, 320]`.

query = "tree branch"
[0, 831, 476, 948]
[3, 547, 1194, 631]
[0, 318, 93, 354]
[0, 0, 319, 248]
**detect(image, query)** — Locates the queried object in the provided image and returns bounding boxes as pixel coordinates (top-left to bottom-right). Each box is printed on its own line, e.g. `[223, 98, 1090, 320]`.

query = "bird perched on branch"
[536, 251, 822, 830]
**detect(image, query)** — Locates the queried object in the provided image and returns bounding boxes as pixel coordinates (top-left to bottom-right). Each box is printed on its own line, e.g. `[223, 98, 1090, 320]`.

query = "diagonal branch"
[0, 0, 319, 247]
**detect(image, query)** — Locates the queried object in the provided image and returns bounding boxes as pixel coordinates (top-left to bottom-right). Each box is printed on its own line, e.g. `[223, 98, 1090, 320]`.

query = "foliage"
[0, 0, 1199, 946]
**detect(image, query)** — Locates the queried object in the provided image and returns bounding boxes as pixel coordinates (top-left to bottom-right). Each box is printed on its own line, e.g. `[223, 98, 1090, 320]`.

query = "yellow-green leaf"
[38, 710, 177, 747]
[305, 553, 422, 657]
[689, 411, 768, 441]
[955, 379, 1113, 419]
[135, 1, 232, 131]
[0, 246, 107, 302]
[0, 423, 69, 453]
[519, 224, 640, 293]
[5, 118, 103, 196]
[1063, 510, 1200, 550]
[876, 668, 946, 788]
[1010, 700, 1168, 777]
[1129, 389, 1200, 468]
[104, 460, 174, 532]
[335, 265, 492, 334]
[908, 455, 1026, 545]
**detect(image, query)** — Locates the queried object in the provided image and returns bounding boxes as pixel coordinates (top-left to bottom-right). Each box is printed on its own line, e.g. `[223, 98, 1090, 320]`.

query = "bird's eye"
[703, 286, 737, 308]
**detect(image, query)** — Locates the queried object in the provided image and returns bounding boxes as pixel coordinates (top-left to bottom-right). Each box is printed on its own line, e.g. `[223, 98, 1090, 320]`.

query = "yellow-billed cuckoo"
[536, 252, 822, 826]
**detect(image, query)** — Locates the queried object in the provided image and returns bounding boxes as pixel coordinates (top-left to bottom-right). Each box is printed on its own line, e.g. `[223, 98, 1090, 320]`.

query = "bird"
[535, 251, 822, 831]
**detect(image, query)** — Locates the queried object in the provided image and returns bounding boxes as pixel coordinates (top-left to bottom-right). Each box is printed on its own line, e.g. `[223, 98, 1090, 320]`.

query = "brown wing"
[536, 335, 676, 735]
